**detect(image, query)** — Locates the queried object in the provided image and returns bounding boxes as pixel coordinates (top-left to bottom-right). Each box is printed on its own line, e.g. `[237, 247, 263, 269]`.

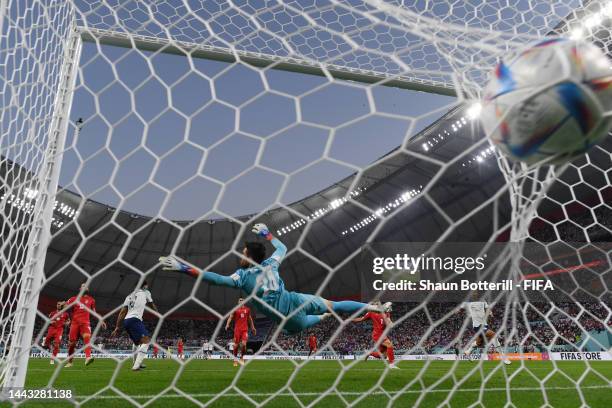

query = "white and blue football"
[481, 38, 612, 165]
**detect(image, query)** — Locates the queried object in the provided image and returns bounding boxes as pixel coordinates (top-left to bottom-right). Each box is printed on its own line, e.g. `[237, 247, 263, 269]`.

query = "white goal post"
[1, 24, 83, 391]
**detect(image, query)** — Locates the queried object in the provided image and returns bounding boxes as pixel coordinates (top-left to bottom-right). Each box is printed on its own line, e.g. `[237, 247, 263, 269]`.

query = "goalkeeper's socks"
[332, 300, 371, 314]
[386, 346, 395, 364]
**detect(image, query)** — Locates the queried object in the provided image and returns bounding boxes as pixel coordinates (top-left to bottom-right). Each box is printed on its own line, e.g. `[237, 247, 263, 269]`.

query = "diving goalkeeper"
[160, 224, 389, 334]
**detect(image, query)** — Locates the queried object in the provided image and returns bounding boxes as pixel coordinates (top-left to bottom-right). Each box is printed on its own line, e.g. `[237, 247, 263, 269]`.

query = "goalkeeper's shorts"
[281, 292, 328, 334]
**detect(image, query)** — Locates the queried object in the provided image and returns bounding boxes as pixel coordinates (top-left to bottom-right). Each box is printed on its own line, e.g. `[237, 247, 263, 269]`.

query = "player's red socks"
[369, 351, 382, 359]
[85, 339, 91, 358]
[53, 343, 60, 357]
[68, 343, 75, 359]
[386, 345, 395, 364]
[233, 346, 238, 358]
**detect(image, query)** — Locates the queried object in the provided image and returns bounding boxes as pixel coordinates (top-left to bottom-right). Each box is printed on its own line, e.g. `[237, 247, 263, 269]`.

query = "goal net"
[1, 0, 610, 406]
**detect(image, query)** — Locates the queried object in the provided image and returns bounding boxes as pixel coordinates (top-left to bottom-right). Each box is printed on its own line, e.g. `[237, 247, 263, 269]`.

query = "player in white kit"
[112, 281, 159, 370]
[202, 340, 212, 359]
[463, 298, 511, 365]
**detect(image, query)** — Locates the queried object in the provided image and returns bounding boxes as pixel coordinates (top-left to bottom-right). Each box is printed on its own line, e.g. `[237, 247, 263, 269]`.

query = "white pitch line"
[71, 385, 611, 400]
[27, 365, 609, 373]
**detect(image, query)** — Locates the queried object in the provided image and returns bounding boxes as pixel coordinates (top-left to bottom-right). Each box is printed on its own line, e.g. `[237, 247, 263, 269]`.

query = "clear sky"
[59, 41, 455, 220]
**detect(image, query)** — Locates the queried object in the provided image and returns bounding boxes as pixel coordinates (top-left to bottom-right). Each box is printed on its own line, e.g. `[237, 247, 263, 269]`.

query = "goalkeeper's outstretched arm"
[160, 223, 283, 287]
[159, 256, 238, 288]
[252, 223, 286, 264]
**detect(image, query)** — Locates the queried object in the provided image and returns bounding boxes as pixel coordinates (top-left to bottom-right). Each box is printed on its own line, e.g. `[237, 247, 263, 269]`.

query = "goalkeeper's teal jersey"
[214, 237, 327, 332]
[231, 257, 285, 300]
[231, 260, 327, 330]
[229, 237, 287, 312]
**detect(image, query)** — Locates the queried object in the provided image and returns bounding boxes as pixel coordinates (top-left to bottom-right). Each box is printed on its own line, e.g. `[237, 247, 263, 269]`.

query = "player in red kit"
[308, 333, 318, 358]
[225, 298, 256, 366]
[44, 301, 70, 364]
[63, 283, 106, 367]
[177, 338, 184, 360]
[353, 301, 398, 369]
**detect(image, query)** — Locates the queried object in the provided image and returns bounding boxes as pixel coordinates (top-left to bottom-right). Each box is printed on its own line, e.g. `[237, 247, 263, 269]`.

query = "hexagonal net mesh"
[1, 0, 611, 406]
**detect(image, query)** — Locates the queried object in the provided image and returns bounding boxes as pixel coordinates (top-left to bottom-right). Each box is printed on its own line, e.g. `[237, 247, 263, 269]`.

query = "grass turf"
[10, 358, 612, 407]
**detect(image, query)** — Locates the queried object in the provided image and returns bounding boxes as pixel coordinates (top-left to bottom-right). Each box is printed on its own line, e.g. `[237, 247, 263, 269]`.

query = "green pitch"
[14, 358, 612, 407]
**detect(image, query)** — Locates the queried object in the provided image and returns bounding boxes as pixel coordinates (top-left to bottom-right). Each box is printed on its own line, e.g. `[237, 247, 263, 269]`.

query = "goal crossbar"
[78, 27, 456, 97]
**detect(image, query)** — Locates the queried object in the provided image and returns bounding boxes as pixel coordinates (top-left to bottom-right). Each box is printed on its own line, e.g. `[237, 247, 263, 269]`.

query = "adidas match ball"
[481, 38, 612, 165]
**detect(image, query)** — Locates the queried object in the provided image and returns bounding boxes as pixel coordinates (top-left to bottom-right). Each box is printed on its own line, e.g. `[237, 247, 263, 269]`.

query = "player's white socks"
[491, 337, 510, 363]
[464, 340, 477, 355]
[133, 343, 149, 370]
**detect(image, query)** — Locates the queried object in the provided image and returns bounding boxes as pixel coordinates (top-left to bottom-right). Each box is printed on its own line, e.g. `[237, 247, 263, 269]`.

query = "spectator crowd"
[33, 301, 610, 354]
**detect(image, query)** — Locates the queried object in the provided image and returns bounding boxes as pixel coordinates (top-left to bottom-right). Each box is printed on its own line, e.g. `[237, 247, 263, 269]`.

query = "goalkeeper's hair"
[245, 241, 266, 264]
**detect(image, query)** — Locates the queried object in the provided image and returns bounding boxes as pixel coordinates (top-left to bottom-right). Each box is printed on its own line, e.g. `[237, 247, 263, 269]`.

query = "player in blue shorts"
[112, 281, 159, 370]
[160, 223, 390, 334]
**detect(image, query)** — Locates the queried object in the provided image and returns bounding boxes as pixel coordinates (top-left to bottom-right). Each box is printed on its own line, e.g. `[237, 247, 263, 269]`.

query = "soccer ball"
[481, 38, 612, 165]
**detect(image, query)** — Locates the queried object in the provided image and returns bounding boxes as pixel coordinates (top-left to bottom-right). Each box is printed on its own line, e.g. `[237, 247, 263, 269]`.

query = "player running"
[111, 281, 158, 371]
[225, 298, 256, 366]
[207, 340, 213, 358]
[307, 333, 318, 357]
[202, 340, 210, 359]
[63, 283, 106, 367]
[177, 338, 184, 360]
[43, 301, 70, 364]
[463, 297, 511, 365]
[160, 223, 390, 334]
[353, 302, 398, 369]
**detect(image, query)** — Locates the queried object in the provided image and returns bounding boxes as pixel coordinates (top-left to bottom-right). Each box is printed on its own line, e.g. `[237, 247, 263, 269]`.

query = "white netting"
[1, 0, 611, 406]
[0, 0, 76, 387]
